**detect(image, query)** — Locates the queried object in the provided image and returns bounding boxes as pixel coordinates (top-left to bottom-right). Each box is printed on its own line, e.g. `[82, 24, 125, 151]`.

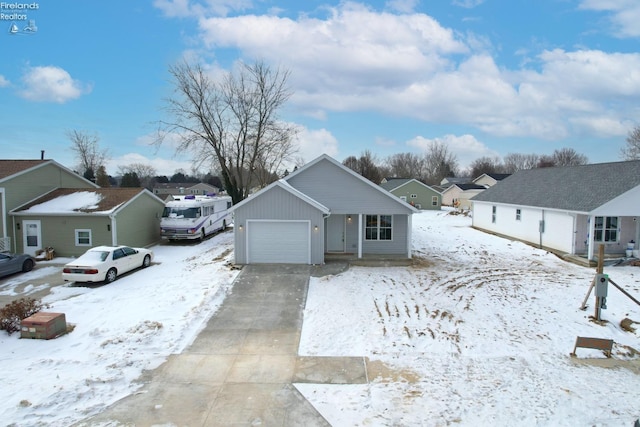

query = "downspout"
[407, 214, 413, 258]
[587, 215, 595, 261]
[110, 214, 117, 245]
[357, 213, 362, 259]
[539, 210, 545, 249]
[0, 188, 6, 238]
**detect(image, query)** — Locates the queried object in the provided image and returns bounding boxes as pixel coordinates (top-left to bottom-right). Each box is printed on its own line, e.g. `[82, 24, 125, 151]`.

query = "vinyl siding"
[287, 160, 413, 215]
[343, 214, 409, 254]
[389, 181, 441, 210]
[115, 193, 164, 248]
[233, 186, 325, 264]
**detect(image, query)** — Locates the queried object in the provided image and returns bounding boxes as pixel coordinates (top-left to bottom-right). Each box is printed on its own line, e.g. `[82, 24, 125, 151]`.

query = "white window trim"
[593, 216, 619, 243]
[75, 229, 92, 246]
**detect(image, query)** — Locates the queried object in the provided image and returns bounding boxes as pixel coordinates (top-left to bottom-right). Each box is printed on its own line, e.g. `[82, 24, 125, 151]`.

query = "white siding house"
[471, 160, 640, 262]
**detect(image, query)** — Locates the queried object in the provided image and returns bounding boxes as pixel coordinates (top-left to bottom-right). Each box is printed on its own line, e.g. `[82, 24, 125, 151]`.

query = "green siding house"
[1, 160, 165, 257]
[380, 178, 442, 210]
[0, 160, 97, 254]
[11, 188, 165, 257]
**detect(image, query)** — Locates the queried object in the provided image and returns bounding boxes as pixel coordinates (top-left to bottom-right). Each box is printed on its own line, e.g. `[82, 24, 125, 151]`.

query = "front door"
[326, 215, 345, 252]
[22, 220, 42, 256]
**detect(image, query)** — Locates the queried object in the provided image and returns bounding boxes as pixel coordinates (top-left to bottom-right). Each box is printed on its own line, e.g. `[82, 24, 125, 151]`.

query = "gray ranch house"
[471, 160, 640, 263]
[380, 178, 441, 210]
[230, 154, 419, 264]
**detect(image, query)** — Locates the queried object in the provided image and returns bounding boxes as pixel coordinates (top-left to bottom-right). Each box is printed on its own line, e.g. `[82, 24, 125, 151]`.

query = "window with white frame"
[432, 196, 438, 206]
[410, 194, 418, 199]
[516, 209, 521, 221]
[365, 215, 392, 240]
[492, 206, 497, 223]
[594, 216, 618, 242]
[75, 229, 92, 246]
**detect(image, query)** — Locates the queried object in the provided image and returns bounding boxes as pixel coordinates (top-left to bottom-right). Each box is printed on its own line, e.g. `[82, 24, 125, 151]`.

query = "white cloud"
[164, 2, 640, 143]
[19, 66, 91, 103]
[295, 127, 339, 162]
[0, 75, 9, 87]
[579, 0, 640, 38]
[407, 134, 499, 168]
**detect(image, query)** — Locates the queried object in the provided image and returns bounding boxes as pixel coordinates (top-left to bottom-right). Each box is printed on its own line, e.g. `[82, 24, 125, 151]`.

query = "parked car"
[62, 245, 153, 284]
[0, 252, 36, 279]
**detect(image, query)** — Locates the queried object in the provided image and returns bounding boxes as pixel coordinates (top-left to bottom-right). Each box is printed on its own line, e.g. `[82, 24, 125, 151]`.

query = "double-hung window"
[365, 215, 392, 241]
[515, 209, 521, 221]
[594, 216, 618, 242]
[75, 229, 92, 246]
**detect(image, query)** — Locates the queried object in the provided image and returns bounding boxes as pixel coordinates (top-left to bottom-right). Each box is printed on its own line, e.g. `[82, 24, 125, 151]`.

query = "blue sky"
[2, 0, 639, 176]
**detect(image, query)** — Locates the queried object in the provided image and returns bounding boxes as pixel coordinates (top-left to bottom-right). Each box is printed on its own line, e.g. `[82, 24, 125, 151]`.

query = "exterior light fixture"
[314, 225, 319, 231]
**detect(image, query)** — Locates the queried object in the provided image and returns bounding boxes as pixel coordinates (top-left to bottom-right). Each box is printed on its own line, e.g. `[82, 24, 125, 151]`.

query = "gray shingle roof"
[471, 160, 640, 212]
[379, 178, 413, 191]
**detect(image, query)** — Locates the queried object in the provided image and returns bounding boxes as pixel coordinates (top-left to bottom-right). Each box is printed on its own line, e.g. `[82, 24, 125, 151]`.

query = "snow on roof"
[23, 191, 104, 213]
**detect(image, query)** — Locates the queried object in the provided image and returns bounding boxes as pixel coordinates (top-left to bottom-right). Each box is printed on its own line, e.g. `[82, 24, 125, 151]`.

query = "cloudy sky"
[1, 0, 639, 176]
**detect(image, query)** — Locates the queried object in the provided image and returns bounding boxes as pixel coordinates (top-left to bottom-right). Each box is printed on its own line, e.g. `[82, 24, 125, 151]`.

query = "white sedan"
[62, 245, 153, 284]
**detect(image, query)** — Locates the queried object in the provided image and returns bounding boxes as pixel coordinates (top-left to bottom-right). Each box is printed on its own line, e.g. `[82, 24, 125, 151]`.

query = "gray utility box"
[595, 274, 609, 298]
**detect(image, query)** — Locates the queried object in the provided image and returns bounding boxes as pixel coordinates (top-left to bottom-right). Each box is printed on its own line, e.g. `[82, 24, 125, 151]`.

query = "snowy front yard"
[0, 209, 638, 425]
[298, 210, 640, 426]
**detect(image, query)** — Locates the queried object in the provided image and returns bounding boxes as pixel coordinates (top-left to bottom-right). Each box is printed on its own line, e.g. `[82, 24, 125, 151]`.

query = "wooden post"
[595, 244, 604, 320]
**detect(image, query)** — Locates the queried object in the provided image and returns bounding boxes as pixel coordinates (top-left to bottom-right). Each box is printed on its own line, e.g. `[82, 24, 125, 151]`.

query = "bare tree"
[158, 60, 297, 204]
[621, 125, 640, 160]
[503, 153, 539, 173]
[423, 141, 459, 184]
[537, 154, 556, 168]
[342, 150, 383, 183]
[552, 147, 588, 166]
[469, 156, 503, 178]
[67, 130, 109, 177]
[385, 152, 425, 180]
[118, 163, 158, 189]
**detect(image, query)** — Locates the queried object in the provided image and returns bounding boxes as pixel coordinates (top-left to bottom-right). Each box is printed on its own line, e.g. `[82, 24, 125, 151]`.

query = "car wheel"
[200, 229, 206, 241]
[142, 254, 151, 268]
[105, 268, 117, 284]
[22, 259, 34, 272]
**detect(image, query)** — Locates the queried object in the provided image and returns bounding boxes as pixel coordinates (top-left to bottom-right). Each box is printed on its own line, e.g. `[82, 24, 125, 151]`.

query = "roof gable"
[0, 160, 51, 181]
[471, 160, 640, 212]
[284, 154, 418, 213]
[229, 180, 330, 214]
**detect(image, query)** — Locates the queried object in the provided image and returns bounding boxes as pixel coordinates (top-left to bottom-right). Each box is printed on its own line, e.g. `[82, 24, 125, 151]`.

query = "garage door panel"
[247, 221, 310, 264]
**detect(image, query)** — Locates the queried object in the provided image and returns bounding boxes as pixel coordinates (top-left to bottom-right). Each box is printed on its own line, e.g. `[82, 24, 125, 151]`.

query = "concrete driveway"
[78, 264, 368, 426]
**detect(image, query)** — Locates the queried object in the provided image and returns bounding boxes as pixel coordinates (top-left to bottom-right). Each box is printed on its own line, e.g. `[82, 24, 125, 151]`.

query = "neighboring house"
[472, 173, 510, 188]
[153, 183, 220, 199]
[471, 161, 640, 261]
[230, 154, 419, 265]
[380, 178, 441, 210]
[0, 159, 98, 253]
[11, 188, 165, 257]
[440, 177, 468, 188]
[441, 184, 486, 209]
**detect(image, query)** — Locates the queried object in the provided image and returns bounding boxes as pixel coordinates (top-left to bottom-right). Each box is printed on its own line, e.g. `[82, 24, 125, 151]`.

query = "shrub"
[0, 298, 51, 335]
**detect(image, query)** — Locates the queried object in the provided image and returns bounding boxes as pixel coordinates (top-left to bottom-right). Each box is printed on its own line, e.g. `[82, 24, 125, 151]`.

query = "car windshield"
[80, 251, 110, 262]
[162, 207, 200, 219]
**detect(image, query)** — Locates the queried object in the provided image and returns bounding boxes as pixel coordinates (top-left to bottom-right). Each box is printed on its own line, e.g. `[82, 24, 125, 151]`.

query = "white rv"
[160, 194, 232, 241]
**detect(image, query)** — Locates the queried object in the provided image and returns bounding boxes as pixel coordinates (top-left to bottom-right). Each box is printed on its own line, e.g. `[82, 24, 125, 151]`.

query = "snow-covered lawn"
[298, 210, 640, 426]
[0, 209, 638, 425]
[0, 232, 239, 425]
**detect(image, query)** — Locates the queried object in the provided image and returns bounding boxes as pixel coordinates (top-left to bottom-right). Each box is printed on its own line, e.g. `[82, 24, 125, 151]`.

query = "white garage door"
[247, 221, 310, 264]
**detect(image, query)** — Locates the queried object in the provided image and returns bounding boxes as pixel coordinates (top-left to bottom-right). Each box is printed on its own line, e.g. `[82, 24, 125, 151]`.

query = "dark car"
[0, 252, 36, 279]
